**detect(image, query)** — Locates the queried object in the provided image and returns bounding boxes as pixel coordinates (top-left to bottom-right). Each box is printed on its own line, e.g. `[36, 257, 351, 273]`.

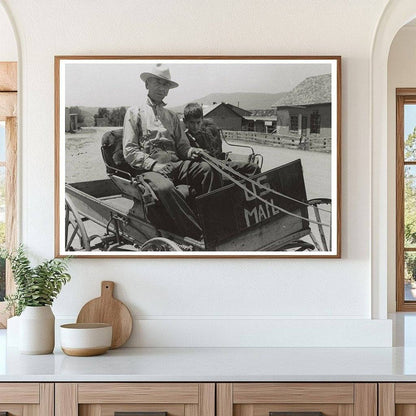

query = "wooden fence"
[222, 130, 331, 153]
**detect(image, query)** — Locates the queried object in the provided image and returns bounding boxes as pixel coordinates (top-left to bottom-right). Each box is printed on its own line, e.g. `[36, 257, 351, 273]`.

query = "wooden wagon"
[64, 131, 330, 253]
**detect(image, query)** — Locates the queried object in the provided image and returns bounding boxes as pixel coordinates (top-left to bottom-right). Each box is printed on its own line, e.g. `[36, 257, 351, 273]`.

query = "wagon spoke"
[66, 222, 80, 250]
[65, 195, 91, 251]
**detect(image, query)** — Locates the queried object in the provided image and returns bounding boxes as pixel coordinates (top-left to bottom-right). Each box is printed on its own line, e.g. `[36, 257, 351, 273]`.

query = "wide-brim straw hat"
[140, 64, 179, 89]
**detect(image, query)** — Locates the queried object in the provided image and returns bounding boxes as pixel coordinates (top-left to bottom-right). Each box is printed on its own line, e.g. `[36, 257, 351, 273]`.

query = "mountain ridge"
[169, 91, 287, 113]
[67, 91, 287, 126]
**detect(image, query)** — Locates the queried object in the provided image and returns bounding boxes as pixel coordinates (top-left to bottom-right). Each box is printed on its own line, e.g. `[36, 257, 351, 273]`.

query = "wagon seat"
[101, 129, 191, 202]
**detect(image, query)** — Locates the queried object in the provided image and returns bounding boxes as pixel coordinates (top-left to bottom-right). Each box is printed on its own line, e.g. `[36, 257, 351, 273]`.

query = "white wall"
[0, 0, 394, 346]
[387, 25, 416, 312]
[0, 3, 17, 61]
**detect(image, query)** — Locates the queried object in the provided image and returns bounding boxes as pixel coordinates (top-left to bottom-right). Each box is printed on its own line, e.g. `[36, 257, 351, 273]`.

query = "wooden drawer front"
[0, 383, 53, 416]
[0, 404, 25, 416]
[218, 384, 376, 416]
[235, 403, 342, 416]
[379, 383, 416, 416]
[80, 403, 185, 416]
[233, 384, 354, 404]
[395, 384, 416, 404]
[78, 383, 200, 404]
[57, 383, 215, 416]
[0, 383, 39, 404]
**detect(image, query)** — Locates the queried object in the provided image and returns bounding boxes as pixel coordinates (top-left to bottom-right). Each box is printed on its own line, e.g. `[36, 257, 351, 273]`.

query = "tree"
[0, 256, 4, 301]
[94, 107, 110, 126]
[97, 107, 110, 118]
[0, 180, 5, 246]
[406, 126, 416, 161]
[68, 106, 85, 124]
[405, 127, 416, 245]
[404, 127, 416, 280]
[405, 174, 416, 243]
[109, 107, 126, 127]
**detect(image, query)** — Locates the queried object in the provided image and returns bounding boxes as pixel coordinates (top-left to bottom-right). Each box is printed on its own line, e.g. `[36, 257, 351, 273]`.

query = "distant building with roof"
[244, 109, 277, 133]
[65, 107, 78, 132]
[203, 102, 252, 131]
[272, 73, 331, 138]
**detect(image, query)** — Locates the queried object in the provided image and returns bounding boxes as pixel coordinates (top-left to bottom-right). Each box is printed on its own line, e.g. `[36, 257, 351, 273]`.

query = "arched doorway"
[371, 0, 416, 319]
[388, 20, 416, 313]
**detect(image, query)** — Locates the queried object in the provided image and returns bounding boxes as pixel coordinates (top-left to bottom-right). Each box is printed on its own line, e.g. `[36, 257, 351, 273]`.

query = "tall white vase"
[6, 315, 20, 347]
[19, 306, 55, 354]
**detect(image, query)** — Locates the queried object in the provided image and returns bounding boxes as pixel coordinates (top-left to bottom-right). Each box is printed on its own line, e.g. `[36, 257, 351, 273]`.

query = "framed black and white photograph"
[55, 56, 341, 258]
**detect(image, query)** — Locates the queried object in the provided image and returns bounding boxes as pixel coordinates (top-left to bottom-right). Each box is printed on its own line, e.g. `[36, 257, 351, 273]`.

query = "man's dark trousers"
[142, 160, 222, 240]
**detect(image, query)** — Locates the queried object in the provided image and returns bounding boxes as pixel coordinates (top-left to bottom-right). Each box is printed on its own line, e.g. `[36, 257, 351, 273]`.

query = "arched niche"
[386, 19, 416, 313]
[0, 2, 17, 61]
[372, 0, 416, 319]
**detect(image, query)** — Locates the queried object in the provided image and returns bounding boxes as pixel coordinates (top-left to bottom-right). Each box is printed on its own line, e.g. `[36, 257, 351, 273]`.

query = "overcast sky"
[64, 60, 333, 108]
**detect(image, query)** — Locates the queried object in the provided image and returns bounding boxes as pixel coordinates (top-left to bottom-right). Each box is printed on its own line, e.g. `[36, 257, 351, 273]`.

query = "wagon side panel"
[65, 180, 158, 248]
[196, 159, 309, 251]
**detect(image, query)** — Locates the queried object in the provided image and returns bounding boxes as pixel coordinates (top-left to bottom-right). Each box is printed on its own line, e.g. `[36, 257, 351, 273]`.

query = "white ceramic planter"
[19, 305, 55, 354]
[6, 315, 20, 347]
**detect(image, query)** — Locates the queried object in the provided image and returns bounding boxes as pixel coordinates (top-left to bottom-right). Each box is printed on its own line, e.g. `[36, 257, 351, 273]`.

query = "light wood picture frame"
[55, 56, 341, 258]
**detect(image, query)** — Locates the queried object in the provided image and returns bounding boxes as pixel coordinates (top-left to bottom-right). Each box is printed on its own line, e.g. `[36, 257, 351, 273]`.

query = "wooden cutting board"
[76, 281, 133, 349]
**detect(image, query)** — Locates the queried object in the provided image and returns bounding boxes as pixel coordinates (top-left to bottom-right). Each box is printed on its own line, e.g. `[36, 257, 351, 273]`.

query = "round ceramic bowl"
[60, 323, 112, 357]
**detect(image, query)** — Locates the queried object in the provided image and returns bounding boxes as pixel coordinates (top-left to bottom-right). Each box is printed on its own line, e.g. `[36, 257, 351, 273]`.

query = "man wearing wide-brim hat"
[139, 65, 179, 89]
[122, 63, 222, 240]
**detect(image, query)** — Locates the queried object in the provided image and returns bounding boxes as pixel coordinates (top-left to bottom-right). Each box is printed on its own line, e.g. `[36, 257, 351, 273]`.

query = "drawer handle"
[270, 413, 324, 416]
[115, 412, 167, 416]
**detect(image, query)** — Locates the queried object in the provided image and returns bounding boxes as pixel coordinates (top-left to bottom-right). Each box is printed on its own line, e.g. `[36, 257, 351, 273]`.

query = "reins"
[200, 153, 330, 228]
[202, 152, 332, 214]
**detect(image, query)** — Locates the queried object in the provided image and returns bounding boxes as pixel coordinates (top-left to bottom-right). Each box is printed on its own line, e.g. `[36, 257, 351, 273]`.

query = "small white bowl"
[60, 323, 112, 356]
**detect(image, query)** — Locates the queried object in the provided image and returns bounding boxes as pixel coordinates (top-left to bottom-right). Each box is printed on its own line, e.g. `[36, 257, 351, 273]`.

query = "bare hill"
[70, 92, 287, 124]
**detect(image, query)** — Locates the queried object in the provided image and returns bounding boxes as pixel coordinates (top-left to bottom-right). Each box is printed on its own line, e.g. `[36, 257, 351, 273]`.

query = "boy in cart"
[183, 103, 260, 178]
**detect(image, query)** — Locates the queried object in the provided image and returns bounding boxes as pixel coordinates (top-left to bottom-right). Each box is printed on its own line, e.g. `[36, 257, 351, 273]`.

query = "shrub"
[1, 246, 71, 316]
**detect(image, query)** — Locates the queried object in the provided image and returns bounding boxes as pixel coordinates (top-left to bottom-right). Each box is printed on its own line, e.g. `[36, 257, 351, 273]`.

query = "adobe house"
[272, 73, 331, 138]
[64, 108, 78, 133]
[244, 109, 278, 133]
[203, 102, 251, 131]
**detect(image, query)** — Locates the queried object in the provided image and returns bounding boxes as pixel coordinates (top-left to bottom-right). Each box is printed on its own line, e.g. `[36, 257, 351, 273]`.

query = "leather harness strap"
[202, 152, 331, 214]
[201, 153, 330, 228]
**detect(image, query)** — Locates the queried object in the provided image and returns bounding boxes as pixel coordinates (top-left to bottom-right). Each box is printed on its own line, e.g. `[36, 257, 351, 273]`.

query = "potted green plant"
[1, 245, 71, 354]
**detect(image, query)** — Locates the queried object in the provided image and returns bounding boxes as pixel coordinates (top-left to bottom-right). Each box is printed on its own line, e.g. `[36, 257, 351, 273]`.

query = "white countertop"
[2, 328, 416, 382]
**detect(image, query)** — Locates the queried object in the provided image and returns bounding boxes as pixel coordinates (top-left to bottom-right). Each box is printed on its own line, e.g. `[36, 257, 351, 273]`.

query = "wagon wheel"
[140, 237, 183, 252]
[65, 195, 91, 251]
[308, 198, 331, 251]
